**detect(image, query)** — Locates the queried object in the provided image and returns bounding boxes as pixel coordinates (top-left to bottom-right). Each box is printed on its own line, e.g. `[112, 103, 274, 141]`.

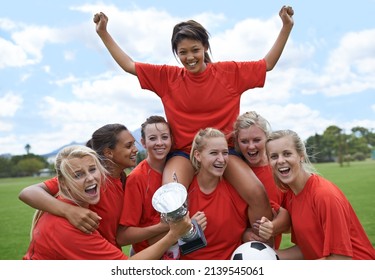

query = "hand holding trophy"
[152, 180, 207, 255]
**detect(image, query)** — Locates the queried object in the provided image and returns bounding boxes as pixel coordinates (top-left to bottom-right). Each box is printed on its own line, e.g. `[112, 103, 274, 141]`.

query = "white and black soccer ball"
[231, 241, 279, 260]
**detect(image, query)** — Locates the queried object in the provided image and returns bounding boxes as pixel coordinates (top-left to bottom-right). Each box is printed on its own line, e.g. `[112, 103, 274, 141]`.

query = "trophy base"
[178, 219, 207, 255]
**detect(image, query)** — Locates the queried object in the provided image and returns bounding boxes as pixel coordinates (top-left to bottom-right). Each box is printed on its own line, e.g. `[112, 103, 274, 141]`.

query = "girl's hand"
[65, 205, 101, 234]
[169, 214, 192, 240]
[93, 12, 109, 33]
[253, 216, 274, 240]
[279, 5, 294, 26]
[192, 211, 207, 231]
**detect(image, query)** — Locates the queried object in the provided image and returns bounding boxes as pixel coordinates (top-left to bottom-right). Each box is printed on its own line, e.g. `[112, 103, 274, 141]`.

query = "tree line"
[0, 125, 374, 178]
[306, 125, 374, 165]
[0, 153, 50, 178]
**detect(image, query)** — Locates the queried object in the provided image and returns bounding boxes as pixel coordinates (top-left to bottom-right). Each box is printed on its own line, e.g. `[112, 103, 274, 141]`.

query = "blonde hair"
[30, 145, 107, 238]
[233, 111, 272, 152]
[190, 128, 226, 171]
[266, 129, 317, 191]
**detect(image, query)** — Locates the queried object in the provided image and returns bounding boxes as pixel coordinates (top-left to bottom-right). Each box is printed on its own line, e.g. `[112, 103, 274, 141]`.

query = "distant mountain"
[42, 128, 144, 163]
[42, 141, 84, 158]
[42, 141, 84, 163]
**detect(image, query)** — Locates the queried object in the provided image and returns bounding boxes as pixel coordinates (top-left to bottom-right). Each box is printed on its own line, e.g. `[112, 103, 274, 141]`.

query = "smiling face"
[142, 122, 172, 163]
[63, 155, 102, 207]
[237, 125, 268, 167]
[176, 38, 207, 74]
[194, 136, 229, 178]
[266, 135, 305, 191]
[109, 130, 138, 170]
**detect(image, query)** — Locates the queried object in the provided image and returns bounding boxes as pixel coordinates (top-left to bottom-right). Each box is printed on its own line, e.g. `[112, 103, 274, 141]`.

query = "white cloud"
[20, 72, 32, 82]
[299, 29, 375, 97]
[344, 119, 375, 132]
[240, 102, 334, 141]
[0, 121, 13, 132]
[0, 18, 17, 31]
[0, 93, 23, 117]
[52, 74, 80, 87]
[42, 65, 51, 74]
[0, 37, 30, 68]
[12, 25, 65, 62]
[0, 93, 22, 132]
[0, 134, 19, 152]
[40, 92, 163, 133]
[0, 19, 69, 69]
[212, 16, 280, 60]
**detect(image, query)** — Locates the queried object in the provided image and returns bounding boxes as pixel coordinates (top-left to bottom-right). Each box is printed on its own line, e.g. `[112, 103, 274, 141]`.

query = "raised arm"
[19, 181, 101, 233]
[264, 5, 294, 71]
[94, 12, 137, 75]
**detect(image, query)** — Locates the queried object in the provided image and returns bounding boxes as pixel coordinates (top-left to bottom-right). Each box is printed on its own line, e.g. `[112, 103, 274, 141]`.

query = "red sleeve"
[44, 176, 59, 195]
[135, 62, 182, 98]
[270, 200, 281, 212]
[53, 217, 128, 259]
[119, 166, 145, 226]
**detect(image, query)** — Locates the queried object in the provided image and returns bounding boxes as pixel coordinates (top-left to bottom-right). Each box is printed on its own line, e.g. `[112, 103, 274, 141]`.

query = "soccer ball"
[231, 241, 279, 260]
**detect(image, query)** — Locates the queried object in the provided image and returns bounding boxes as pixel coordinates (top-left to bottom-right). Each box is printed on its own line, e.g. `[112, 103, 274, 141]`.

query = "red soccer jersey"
[135, 60, 266, 153]
[283, 174, 375, 259]
[119, 160, 163, 253]
[44, 175, 125, 247]
[23, 198, 127, 260]
[180, 177, 248, 260]
[251, 165, 286, 249]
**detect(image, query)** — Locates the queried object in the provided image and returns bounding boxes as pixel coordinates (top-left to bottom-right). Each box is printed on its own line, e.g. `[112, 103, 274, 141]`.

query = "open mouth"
[85, 184, 98, 195]
[247, 151, 258, 158]
[278, 167, 290, 175]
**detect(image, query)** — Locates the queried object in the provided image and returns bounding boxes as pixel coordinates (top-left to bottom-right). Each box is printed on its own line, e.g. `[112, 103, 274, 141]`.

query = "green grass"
[0, 177, 44, 260]
[280, 159, 375, 249]
[1, 160, 374, 259]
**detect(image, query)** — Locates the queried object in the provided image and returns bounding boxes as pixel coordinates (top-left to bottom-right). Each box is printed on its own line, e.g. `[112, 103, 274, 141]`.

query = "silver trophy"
[152, 182, 207, 255]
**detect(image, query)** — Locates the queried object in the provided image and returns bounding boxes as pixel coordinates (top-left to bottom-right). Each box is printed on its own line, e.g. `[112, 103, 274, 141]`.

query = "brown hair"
[171, 20, 212, 63]
[140, 115, 172, 141]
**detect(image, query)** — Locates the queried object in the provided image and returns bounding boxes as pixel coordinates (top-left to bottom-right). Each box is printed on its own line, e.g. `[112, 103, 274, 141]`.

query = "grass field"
[0, 160, 374, 259]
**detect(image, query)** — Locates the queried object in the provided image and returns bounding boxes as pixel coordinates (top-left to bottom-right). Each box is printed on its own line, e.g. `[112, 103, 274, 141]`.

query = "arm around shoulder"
[19, 182, 100, 233]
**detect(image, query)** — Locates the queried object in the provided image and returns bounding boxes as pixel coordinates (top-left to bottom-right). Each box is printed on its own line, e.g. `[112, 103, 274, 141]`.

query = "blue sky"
[1, 0, 374, 156]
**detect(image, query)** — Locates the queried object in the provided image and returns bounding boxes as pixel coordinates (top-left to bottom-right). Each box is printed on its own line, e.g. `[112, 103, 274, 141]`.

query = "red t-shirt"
[180, 177, 248, 260]
[251, 165, 285, 249]
[283, 174, 375, 259]
[135, 60, 266, 153]
[119, 160, 163, 253]
[44, 175, 125, 247]
[23, 198, 127, 260]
